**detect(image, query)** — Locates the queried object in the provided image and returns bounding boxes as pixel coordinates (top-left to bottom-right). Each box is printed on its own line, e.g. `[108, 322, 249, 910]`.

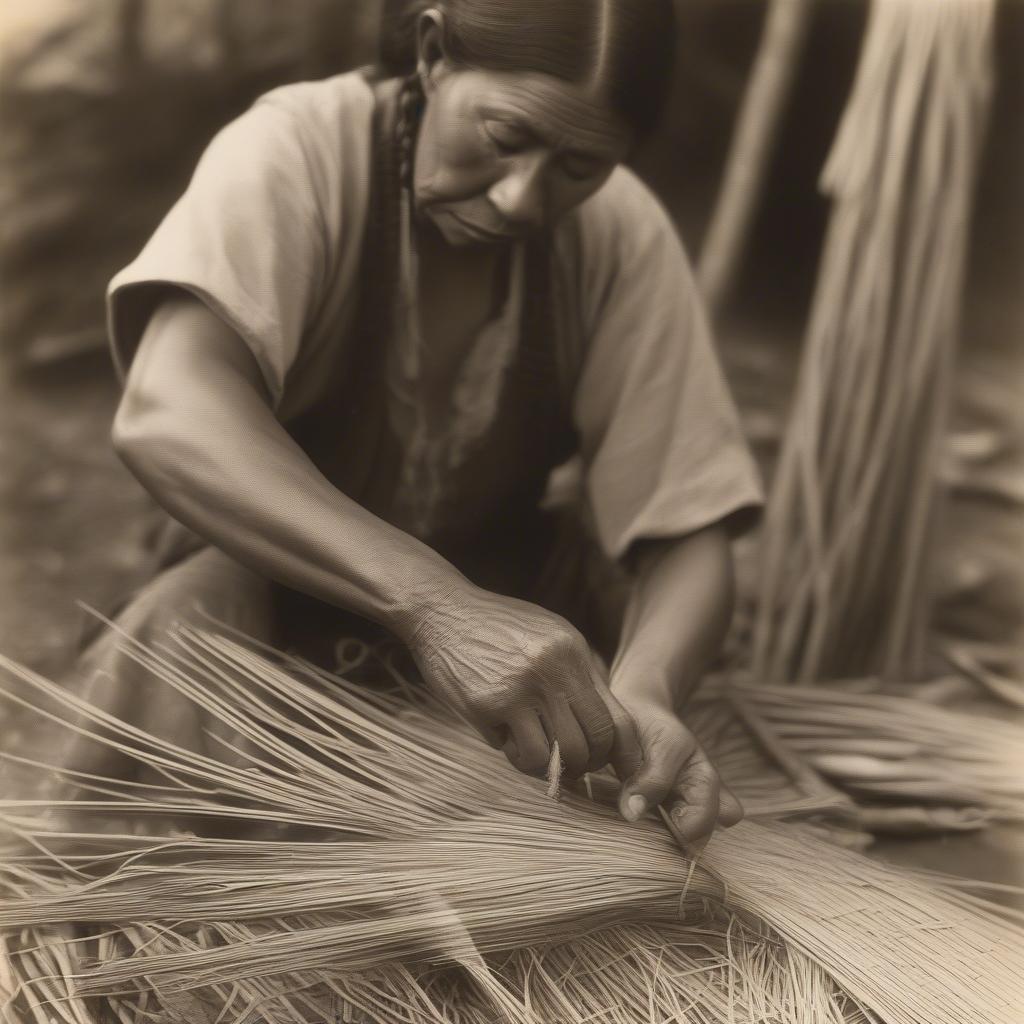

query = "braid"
[396, 73, 425, 190]
[352, 73, 423, 403]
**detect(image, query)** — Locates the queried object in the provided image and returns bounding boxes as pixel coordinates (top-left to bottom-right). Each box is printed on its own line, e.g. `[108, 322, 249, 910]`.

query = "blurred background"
[0, 1, 1021, 798]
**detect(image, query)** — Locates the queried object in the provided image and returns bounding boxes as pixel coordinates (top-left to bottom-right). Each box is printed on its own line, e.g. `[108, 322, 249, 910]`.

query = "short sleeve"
[106, 97, 328, 408]
[572, 169, 764, 561]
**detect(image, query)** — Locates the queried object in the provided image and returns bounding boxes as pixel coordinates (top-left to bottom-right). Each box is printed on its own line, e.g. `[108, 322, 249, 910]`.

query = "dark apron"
[283, 73, 580, 600]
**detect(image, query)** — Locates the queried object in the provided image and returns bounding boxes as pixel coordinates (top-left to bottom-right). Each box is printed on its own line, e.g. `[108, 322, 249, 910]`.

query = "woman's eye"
[484, 121, 530, 154]
[561, 154, 605, 182]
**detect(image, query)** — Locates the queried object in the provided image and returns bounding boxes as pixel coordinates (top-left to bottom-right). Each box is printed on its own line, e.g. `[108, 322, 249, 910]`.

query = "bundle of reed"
[2, 627, 1023, 1024]
[750, 0, 996, 682]
[684, 687, 858, 826]
[731, 680, 1024, 832]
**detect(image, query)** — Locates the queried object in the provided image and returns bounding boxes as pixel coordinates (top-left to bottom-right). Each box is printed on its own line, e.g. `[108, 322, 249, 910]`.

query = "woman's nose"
[487, 155, 548, 230]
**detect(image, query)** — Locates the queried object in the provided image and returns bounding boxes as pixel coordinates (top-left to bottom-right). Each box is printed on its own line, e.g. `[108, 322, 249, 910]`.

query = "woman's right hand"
[114, 296, 619, 783]
[401, 585, 618, 779]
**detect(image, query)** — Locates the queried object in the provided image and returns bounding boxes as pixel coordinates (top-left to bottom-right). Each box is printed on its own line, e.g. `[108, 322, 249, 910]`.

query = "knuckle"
[691, 752, 721, 784]
[639, 772, 676, 801]
[664, 719, 696, 747]
[460, 694, 494, 724]
[473, 683, 535, 723]
[536, 634, 589, 686]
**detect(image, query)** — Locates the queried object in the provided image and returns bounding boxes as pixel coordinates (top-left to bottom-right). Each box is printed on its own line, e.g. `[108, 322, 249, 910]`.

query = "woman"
[71, 0, 763, 844]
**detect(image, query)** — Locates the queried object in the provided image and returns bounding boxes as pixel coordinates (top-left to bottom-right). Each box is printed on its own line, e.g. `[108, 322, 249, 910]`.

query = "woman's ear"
[415, 8, 447, 90]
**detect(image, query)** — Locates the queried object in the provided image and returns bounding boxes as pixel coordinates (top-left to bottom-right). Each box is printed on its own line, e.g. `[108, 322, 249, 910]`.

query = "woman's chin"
[426, 207, 515, 248]
[439, 223, 492, 247]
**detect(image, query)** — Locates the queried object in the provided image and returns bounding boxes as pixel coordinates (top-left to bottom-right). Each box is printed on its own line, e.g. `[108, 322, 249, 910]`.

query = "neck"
[412, 209, 513, 323]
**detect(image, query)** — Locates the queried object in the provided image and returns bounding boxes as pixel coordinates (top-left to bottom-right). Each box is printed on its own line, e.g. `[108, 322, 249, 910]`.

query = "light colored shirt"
[107, 70, 763, 562]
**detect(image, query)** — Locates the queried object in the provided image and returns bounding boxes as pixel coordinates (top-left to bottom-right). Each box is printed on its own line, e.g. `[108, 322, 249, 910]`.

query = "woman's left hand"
[594, 528, 743, 846]
[605, 685, 744, 847]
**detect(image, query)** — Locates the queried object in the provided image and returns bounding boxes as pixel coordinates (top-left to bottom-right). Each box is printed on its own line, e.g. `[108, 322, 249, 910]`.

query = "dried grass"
[734, 681, 1024, 826]
[750, 0, 996, 682]
[1, 626, 1022, 1023]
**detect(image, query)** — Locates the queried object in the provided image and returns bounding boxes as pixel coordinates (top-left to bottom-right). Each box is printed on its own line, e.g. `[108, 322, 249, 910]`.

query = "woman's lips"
[447, 211, 517, 243]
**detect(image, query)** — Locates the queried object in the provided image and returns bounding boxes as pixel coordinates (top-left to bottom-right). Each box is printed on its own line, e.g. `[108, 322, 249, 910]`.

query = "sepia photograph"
[0, 1, 1021, 1021]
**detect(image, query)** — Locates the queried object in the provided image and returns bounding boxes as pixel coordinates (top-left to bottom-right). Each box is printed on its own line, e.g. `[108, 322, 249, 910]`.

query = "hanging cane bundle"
[750, 0, 996, 683]
[2, 627, 1023, 1024]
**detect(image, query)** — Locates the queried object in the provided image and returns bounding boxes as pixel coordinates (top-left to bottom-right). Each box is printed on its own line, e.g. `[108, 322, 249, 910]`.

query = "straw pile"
[2, 627, 1022, 1024]
[750, 0, 996, 682]
[735, 680, 1024, 832]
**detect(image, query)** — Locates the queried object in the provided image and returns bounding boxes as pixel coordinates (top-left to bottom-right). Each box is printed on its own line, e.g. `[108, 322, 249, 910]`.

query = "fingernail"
[625, 794, 647, 820]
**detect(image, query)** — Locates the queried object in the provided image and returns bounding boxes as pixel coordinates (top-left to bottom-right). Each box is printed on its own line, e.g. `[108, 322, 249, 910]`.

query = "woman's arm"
[611, 527, 734, 707]
[605, 526, 744, 841]
[114, 293, 462, 629]
[113, 292, 615, 778]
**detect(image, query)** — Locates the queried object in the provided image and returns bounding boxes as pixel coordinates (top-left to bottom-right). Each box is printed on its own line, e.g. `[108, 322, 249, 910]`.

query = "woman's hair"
[377, 0, 677, 142]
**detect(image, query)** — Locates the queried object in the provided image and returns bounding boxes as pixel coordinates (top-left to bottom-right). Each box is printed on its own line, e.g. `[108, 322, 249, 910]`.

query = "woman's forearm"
[112, 297, 466, 637]
[608, 526, 735, 709]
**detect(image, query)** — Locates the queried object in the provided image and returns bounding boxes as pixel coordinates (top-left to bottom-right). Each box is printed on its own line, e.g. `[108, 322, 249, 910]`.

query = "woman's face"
[412, 64, 633, 247]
